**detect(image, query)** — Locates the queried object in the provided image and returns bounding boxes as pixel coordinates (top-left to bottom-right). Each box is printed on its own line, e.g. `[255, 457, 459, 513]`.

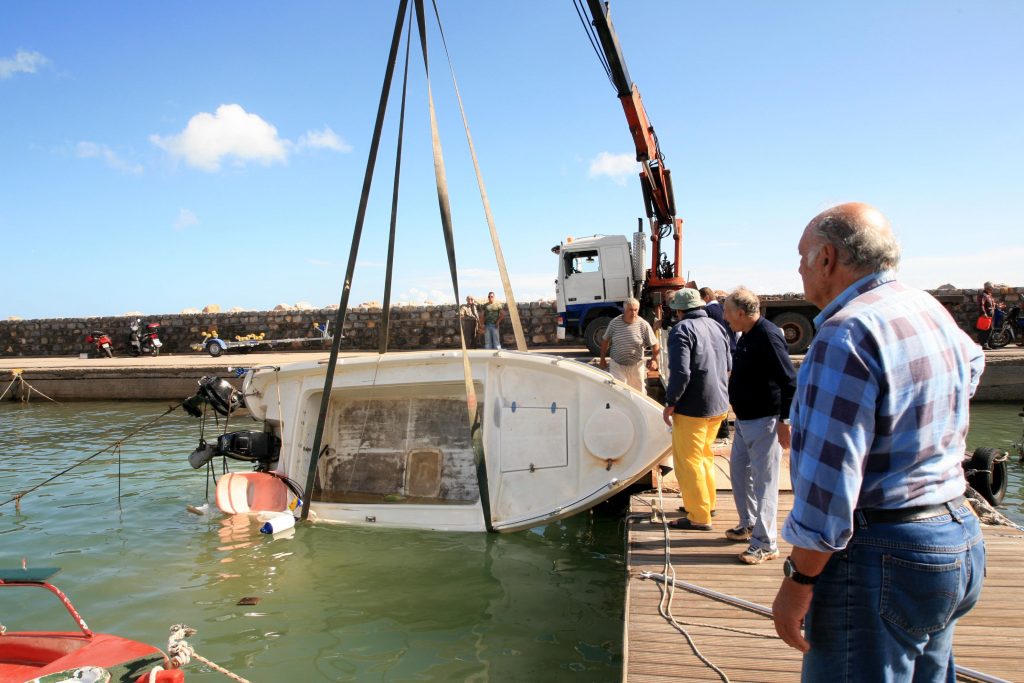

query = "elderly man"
[662, 288, 731, 531]
[772, 203, 986, 681]
[598, 297, 660, 395]
[458, 295, 480, 349]
[722, 287, 796, 564]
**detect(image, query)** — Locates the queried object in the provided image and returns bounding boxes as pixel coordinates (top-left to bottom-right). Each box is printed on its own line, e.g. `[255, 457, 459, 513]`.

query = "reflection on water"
[0, 401, 624, 682]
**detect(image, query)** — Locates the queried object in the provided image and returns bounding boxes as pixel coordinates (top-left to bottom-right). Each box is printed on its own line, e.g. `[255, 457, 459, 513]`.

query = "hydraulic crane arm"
[583, 0, 683, 286]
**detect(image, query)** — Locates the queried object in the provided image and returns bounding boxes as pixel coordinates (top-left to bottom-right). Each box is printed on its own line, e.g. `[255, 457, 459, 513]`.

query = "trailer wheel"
[206, 342, 223, 358]
[584, 316, 613, 356]
[772, 312, 814, 354]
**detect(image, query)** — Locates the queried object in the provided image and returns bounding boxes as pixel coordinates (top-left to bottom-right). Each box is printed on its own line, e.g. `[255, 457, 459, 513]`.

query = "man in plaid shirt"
[772, 203, 986, 681]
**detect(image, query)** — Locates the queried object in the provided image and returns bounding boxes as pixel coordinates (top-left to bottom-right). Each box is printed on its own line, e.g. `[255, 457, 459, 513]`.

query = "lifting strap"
[429, 0, 527, 352]
[378, 14, 414, 354]
[301, 0, 410, 521]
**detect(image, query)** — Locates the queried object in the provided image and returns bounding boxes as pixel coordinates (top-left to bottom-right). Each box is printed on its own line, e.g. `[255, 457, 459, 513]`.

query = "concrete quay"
[1, 346, 1021, 402]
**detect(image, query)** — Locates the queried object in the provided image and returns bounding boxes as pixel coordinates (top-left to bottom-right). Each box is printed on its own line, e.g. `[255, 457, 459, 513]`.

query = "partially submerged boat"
[0, 567, 183, 683]
[188, 350, 671, 533]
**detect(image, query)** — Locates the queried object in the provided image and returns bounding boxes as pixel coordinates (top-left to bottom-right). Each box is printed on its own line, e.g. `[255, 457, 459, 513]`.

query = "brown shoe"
[724, 525, 753, 542]
[668, 518, 713, 531]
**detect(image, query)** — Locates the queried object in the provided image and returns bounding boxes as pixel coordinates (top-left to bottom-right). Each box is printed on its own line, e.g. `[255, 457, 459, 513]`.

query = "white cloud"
[297, 127, 352, 153]
[397, 287, 453, 305]
[588, 151, 639, 185]
[150, 104, 288, 171]
[173, 208, 199, 230]
[0, 49, 49, 79]
[76, 141, 143, 175]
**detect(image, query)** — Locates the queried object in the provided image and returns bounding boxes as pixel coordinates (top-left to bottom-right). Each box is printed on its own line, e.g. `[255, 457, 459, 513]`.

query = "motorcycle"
[127, 318, 163, 356]
[989, 297, 1024, 348]
[84, 330, 114, 358]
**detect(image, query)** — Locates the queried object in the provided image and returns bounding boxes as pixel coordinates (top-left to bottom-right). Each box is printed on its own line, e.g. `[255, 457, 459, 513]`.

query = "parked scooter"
[127, 318, 163, 356]
[989, 297, 1024, 348]
[84, 330, 114, 358]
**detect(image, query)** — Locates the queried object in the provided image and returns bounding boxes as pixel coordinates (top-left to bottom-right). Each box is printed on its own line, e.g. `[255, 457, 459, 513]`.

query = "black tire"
[967, 446, 1008, 506]
[583, 316, 613, 356]
[206, 342, 223, 358]
[989, 328, 1011, 349]
[772, 312, 814, 355]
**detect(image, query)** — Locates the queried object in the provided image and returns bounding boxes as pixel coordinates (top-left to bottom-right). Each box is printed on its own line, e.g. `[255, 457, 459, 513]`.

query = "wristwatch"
[783, 557, 818, 585]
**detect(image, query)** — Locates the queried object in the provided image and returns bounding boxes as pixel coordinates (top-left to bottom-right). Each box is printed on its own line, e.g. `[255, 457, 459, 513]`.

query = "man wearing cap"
[772, 202, 985, 680]
[662, 287, 732, 531]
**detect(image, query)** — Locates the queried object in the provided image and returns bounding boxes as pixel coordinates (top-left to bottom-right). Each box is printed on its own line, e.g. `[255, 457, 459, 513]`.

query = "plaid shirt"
[782, 272, 985, 552]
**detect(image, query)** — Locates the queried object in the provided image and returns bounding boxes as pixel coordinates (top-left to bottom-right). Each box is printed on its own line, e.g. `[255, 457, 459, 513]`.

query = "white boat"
[218, 350, 670, 533]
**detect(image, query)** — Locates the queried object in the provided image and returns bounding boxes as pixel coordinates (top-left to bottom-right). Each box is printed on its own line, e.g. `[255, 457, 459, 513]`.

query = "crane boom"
[584, 0, 684, 288]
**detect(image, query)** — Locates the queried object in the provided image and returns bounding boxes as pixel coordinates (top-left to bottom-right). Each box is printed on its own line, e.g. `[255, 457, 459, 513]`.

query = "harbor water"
[2, 400, 1022, 682]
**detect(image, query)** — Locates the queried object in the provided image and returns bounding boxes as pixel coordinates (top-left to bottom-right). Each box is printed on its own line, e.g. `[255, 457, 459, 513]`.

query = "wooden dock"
[624, 452, 1023, 682]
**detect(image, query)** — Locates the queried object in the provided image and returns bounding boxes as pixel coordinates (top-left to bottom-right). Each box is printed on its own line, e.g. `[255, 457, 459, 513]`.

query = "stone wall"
[2, 286, 1021, 357]
[0, 302, 561, 357]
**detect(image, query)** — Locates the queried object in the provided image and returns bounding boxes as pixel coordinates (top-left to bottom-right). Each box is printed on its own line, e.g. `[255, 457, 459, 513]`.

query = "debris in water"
[186, 503, 209, 515]
[237, 596, 260, 606]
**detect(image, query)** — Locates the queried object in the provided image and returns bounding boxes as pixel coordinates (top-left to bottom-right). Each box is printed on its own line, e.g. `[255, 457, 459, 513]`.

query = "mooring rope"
[0, 402, 182, 509]
[166, 624, 252, 683]
[0, 369, 60, 403]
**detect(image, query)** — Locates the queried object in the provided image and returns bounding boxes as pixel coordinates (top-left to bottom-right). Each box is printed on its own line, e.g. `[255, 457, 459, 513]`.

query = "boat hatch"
[498, 405, 569, 472]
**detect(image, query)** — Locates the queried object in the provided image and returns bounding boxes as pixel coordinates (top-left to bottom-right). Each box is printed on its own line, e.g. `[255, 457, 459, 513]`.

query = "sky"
[2, 1, 1022, 319]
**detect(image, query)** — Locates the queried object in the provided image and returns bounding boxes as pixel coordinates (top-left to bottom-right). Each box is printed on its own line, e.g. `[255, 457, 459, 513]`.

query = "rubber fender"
[135, 669, 185, 683]
[967, 446, 1008, 506]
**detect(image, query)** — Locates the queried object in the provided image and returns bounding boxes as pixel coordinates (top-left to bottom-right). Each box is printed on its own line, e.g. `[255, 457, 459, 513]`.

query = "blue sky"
[3, 1, 1022, 319]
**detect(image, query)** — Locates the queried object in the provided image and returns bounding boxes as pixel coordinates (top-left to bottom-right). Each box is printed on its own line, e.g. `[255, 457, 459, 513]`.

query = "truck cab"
[553, 234, 641, 354]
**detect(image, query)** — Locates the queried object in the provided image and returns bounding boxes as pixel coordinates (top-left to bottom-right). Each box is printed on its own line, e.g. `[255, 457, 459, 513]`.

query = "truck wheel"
[207, 342, 223, 358]
[772, 312, 814, 355]
[583, 316, 613, 356]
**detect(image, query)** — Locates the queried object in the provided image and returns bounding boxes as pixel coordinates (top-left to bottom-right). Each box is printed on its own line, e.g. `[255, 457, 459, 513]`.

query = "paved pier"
[624, 455, 1023, 682]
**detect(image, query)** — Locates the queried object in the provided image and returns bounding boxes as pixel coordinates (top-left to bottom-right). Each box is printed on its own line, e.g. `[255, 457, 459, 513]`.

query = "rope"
[1, 402, 182, 508]
[166, 624, 252, 683]
[430, 0, 527, 352]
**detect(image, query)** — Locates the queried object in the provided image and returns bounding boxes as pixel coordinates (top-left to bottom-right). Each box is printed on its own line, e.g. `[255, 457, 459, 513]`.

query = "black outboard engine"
[189, 430, 281, 470]
[182, 375, 245, 417]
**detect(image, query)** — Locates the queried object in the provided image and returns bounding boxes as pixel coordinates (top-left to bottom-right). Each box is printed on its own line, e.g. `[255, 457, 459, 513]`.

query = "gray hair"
[624, 297, 640, 310]
[725, 287, 760, 317]
[813, 210, 901, 273]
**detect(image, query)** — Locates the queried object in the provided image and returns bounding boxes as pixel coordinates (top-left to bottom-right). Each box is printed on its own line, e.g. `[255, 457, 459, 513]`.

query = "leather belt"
[855, 495, 966, 525]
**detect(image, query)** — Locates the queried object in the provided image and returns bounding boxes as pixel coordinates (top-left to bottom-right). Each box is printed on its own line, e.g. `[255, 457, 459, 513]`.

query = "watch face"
[783, 557, 794, 577]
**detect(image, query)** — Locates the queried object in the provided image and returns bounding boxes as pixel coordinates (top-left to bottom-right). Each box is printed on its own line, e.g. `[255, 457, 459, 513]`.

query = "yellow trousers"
[671, 413, 727, 525]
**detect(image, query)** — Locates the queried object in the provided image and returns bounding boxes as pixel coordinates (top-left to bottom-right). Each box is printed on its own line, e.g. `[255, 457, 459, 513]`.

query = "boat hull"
[242, 350, 671, 532]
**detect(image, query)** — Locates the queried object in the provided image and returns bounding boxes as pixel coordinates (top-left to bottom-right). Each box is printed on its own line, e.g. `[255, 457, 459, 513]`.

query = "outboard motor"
[189, 430, 281, 471]
[182, 375, 245, 417]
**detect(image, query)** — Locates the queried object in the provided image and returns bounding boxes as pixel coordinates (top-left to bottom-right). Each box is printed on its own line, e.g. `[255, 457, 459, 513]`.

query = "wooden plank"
[624, 484, 1024, 683]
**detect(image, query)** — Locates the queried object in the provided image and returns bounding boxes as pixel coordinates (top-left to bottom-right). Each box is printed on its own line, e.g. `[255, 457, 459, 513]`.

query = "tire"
[989, 328, 1011, 349]
[967, 446, 1008, 506]
[583, 316, 613, 356]
[772, 312, 814, 355]
[102, 346, 113, 359]
[206, 342, 223, 358]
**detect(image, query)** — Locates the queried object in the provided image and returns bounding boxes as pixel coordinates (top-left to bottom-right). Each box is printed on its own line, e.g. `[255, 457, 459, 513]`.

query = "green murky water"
[2, 401, 1021, 682]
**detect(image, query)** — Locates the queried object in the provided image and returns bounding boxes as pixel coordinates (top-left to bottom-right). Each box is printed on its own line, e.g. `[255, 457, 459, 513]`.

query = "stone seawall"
[2, 285, 1020, 357]
[0, 302, 561, 357]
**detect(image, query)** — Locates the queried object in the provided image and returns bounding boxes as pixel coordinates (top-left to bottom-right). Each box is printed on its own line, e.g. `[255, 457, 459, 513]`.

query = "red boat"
[0, 567, 184, 683]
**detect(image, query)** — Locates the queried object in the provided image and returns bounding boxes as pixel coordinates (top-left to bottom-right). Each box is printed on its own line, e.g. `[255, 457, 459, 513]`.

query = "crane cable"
[429, 0, 526, 352]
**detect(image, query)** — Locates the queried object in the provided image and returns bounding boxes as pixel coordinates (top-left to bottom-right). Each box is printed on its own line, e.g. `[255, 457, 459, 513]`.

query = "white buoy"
[259, 513, 296, 535]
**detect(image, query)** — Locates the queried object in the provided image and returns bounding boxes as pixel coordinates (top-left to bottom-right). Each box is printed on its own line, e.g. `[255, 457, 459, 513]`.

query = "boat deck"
[624, 452, 1024, 682]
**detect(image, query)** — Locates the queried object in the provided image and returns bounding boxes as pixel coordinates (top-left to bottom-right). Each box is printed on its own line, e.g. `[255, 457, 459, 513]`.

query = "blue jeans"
[802, 502, 985, 683]
[728, 416, 782, 551]
[484, 323, 501, 349]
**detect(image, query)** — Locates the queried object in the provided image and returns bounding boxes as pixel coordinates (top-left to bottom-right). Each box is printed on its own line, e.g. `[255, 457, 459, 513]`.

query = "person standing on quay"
[458, 295, 480, 349]
[478, 291, 505, 350]
[662, 288, 731, 531]
[700, 286, 737, 352]
[977, 281, 997, 349]
[722, 287, 796, 565]
[772, 202, 986, 681]
[598, 297, 660, 395]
